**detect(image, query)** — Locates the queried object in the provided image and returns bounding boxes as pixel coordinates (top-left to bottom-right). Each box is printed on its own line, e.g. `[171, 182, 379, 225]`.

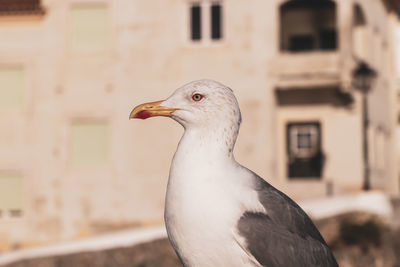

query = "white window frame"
[289, 124, 319, 158]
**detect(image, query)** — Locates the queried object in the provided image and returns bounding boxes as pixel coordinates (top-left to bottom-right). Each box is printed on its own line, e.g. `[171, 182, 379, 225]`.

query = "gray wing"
[237, 171, 338, 267]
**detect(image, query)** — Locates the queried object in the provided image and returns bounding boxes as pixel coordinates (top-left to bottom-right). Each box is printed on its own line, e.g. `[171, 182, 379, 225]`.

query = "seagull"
[130, 80, 338, 267]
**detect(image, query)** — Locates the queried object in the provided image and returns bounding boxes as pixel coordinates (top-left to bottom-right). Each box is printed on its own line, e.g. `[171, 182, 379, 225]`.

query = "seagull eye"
[192, 93, 204, 102]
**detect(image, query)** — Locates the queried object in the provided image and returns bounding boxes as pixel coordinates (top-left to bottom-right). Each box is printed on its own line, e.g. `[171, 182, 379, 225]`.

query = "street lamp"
[352, 61, 377, 191]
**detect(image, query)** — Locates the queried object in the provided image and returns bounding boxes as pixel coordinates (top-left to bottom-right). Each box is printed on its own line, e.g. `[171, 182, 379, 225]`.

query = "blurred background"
[0, 0, 399, 266]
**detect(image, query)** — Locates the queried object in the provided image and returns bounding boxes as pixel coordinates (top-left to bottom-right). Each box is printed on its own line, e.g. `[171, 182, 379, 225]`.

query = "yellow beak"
[129, 100, 178, 119]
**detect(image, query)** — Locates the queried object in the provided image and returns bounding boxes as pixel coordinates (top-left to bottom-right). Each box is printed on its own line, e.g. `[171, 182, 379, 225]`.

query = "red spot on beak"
[134, 110, 152, 119]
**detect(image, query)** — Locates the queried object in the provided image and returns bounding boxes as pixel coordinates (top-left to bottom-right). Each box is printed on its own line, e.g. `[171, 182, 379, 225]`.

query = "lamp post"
[352, 61, 377, 191]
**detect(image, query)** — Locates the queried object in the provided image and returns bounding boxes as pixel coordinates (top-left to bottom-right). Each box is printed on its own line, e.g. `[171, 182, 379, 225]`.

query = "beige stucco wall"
[276, 102, 363, 197]
[0, 0, 398, 249]
[395, 18, 400, 192]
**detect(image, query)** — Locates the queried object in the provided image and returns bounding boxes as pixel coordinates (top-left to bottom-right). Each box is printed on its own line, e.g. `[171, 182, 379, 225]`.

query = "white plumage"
[130, 79, 338, 267]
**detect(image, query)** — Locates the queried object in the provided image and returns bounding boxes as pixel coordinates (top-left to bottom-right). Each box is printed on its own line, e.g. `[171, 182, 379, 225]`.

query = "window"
[189, 1, 223, 42]
[70, 121, 109, 168]
[289, 35, 314, 51]
[287, 122, 323, 178]
[0, 173, 23, 218]
[70, 4, 109, 51]
[0, 66, 24, 111]
[211, 3, 222, 39]
[191, 4, 201, 40]
[289, 123, 319, 157]
[319, 29, 336, 50]
[280, 0, 337, 52]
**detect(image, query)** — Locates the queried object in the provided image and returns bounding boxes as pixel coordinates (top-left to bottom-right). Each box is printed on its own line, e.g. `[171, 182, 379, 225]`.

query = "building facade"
[395, 8, 400, 184]
[0, 0, 398, 249]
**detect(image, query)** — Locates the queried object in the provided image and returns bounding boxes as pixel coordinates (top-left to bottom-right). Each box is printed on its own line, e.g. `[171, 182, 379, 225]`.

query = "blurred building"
[0, 0, 399, 250]
[395, 9, 400, 182]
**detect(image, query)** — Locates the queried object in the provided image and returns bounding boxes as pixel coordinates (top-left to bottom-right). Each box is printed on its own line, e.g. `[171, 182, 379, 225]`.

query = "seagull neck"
[177, 127, 237, 163]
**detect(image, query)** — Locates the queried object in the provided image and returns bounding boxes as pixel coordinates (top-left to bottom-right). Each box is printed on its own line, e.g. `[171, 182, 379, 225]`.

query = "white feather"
[162, 80, 265, 266]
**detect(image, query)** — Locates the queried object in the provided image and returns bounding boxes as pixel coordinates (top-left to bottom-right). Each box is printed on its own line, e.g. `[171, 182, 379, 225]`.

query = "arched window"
[280, 0, 337, 52]
[352, 4, 368, 59]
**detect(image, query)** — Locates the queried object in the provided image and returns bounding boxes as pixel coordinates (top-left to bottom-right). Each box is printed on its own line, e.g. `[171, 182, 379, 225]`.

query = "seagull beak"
[129, 100, 178, 120]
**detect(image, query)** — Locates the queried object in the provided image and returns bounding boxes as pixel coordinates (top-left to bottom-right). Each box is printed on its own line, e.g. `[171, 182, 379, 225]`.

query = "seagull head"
[130, 79, 242, 132]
